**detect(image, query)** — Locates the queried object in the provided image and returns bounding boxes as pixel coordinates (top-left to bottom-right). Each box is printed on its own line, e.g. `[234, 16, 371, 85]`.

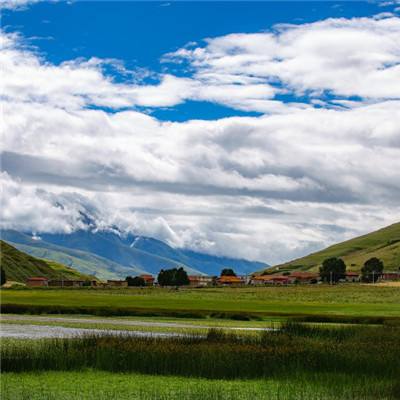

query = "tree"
[175, 267, 190, 286]
[319, 257, 346, 283]
[0, 268, 6, 286]
[221, 268, 236, 277]
[126, 276, 146, 287]
[361, 257, 384, 283]
[157, 267, 189, 286]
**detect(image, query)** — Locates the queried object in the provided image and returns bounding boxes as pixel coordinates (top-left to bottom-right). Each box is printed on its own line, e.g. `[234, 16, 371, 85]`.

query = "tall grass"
[2, 324, 399, 380]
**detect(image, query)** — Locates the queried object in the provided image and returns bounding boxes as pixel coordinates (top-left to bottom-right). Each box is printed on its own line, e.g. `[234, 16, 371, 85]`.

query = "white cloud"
[168, 16, 400, 102]
[1, 14, 400, 263]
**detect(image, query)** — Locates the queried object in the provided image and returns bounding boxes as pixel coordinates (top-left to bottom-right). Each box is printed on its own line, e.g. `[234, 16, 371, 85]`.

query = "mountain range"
[263, 222, 400, 274]
[1, 229, 268, 280]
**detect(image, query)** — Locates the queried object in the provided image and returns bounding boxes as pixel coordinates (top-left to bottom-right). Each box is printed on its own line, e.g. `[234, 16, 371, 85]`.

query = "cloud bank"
[1, 13, 400, 264]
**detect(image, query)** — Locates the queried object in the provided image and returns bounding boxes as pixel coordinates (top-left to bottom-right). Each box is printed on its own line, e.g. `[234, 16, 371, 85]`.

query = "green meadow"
[2, 285, 400, 321]
[2, 323, 399, 400]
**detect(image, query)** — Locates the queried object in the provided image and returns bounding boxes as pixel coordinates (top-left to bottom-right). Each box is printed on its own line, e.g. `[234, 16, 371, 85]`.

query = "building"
[250, 275, 294, 285]
[217, 275, 244, 286]
[381, 271, 400, 281]
[26, 277, 48, 287]
[188, 275, 213, 287]
[48, 279, 86, 287]
[140, 274, 155, 286]
[107, 280, 128, 287]
[345, 272, 360, 282]
[289, 271, 319, 283]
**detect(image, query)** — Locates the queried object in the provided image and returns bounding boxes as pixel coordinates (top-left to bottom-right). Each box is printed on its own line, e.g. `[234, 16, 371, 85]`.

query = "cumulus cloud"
[167, 16, 400, 103]
[1, 13, 400, 263]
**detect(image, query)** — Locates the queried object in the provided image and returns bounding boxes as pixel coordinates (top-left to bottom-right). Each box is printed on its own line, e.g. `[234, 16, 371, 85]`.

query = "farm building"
[107, 280, 128, 287]
[345, 272, 360, 282]
[188, 275, 213, 287]
[140, 274, 155, 286]
[26, 277, 49, 287]
[217, 275, 244, 286]
[48, 280, 85, 287]
[381, 271, 400, 281]
[289, 271, 319, 283]
[250, 275, 294, 285]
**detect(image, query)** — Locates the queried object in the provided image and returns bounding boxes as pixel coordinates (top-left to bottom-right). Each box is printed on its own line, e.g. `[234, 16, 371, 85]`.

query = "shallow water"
[0, 323, 186, 339]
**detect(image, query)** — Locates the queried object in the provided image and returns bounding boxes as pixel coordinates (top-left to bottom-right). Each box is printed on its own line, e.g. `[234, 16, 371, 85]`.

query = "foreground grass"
[2, 370, 397, 400]
[2, 285, 400, 320]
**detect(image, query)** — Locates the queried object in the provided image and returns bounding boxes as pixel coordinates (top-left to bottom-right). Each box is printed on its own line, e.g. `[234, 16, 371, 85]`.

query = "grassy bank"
[1, 285, 399, 321]
[2, 370, 398, 400]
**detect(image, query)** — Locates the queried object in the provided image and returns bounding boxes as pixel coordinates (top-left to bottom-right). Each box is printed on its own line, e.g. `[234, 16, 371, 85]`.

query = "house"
[217, 275, 244, 286]
[140, 274, 155, 286]
[26, 277, 49, 287]
[251, 275, 294, 285]
[289, 271, 319, 283]
[107, 280, 128, 287]
[381, 272, 400, 281]
[345, 272, 360, 282]
[188, 275, 213, 287]
[48, 279, 85, 287]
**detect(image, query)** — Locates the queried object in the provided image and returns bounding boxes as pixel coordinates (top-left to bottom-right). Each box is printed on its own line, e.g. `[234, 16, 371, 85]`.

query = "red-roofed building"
[217, 275, 244, 286]
[289, 271, 319, 283]
[140, 274, 155, 286]
[345, 272, 360, 282]
[26, 277, 49, 287]
[251, 275, 294, 285]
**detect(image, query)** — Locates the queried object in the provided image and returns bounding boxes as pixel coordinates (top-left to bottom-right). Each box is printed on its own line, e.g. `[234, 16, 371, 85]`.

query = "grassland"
[2, 323, 399, 399]
[266, 222, 400, 273]
[2, 285, 400, 322]
[2, 371, 397, 400]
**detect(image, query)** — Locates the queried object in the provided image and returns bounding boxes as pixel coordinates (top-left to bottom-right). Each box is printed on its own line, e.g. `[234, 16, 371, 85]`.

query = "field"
[2, 285, 400, 321]
[2, 371, 397, 400]
[2, 285, 399, 399]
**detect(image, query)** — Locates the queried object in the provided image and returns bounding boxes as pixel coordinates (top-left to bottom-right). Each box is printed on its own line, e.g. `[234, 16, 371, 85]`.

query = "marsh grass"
[2, 323, 399, 380]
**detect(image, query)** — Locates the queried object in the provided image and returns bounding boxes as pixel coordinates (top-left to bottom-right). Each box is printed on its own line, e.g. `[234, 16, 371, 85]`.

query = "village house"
[140, 274, 155, 286]
[250, 275, 294, 285]
[188, 275, 213, 287]
[289, 271, 319, 283]
[381, 271, 400, 281]
[48, 279, 85, 287]
[344, 272, 360, 282]
[217, 275, 244, 286]
[26, 277, 49, 287]
[107, 280, 128, 287]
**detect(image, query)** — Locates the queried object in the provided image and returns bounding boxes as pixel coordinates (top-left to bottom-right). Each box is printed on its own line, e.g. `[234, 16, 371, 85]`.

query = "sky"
[1, 0, 400, 265]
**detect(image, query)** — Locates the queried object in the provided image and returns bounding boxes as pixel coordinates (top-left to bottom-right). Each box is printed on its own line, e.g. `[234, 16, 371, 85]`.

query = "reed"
[2, 323, 399, 380]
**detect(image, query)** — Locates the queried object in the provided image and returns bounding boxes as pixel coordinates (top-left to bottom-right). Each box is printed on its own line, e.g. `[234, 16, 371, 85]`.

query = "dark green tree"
[319, 257, 346, 283]
[221, 268, 236, 277]
[361, 257, 384, 283]
[157, 267, 189, 286]
[126, 276, 146, 287]
[0, 268, 6, 286]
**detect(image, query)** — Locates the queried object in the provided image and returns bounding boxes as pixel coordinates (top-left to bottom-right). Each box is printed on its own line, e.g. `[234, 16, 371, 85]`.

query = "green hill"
[264, 222, 400, 274]
[0, 240, 94, 284]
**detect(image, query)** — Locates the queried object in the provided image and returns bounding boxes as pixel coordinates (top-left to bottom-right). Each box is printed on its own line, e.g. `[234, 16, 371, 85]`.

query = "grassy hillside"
[265, 222, 400, 274]
[0, 241, 94, 284]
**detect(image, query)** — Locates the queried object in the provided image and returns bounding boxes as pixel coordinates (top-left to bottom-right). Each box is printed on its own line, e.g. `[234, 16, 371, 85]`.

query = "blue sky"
[1, 1, 400, 263]
[2, 1, 386, 121]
